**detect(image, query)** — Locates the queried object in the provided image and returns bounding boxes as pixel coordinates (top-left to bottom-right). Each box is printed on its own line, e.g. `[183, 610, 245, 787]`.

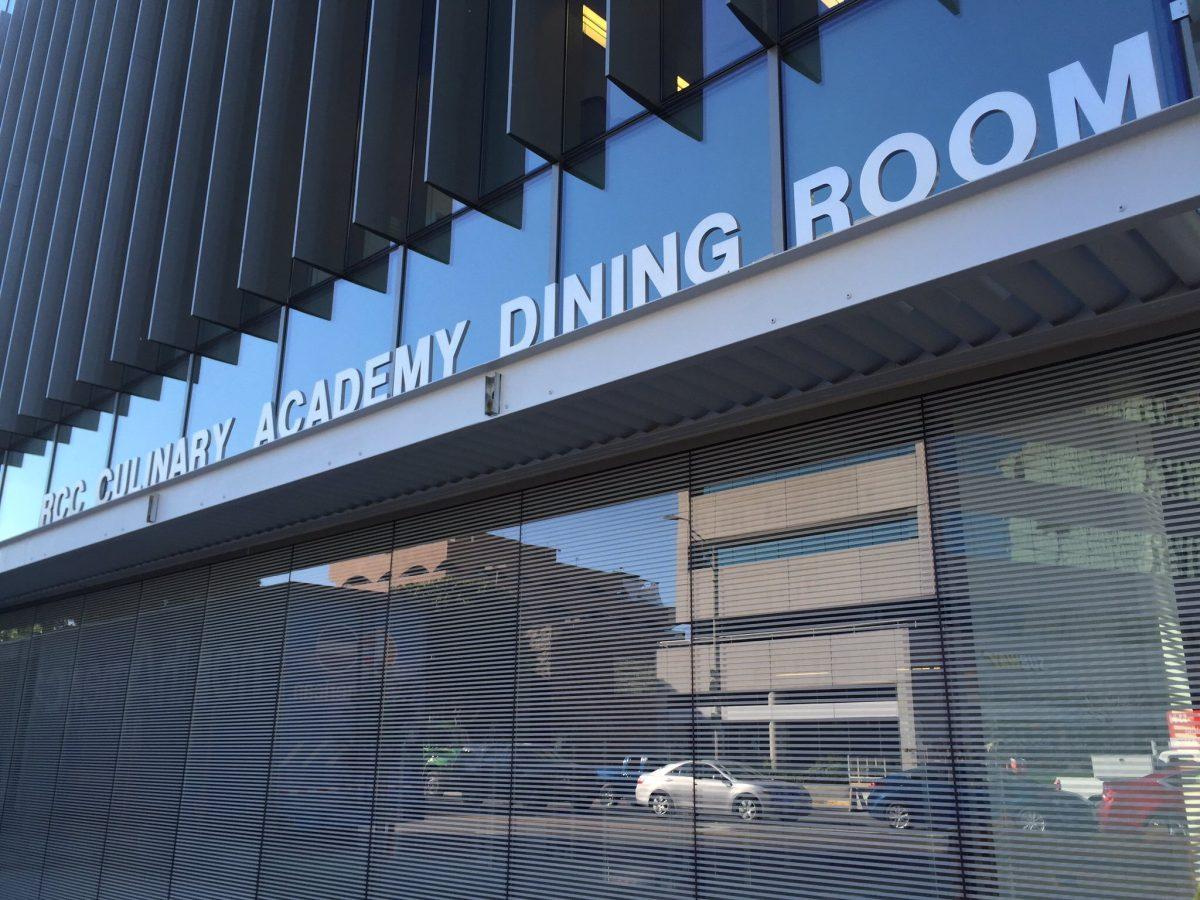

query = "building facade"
[0, 0, 1199, 897]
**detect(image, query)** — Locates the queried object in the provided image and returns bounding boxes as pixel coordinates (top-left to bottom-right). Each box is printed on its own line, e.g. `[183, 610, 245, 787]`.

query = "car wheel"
[599, 785, 620, 809]
[734, 794, 763, 823]
[1016, 808, 1047, 833]
[886, 803, 912, 830]
[649, 791, 674, 817]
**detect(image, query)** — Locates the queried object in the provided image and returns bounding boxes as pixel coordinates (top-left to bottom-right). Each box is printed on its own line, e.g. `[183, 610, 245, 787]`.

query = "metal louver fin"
[508, 0, 567, 161]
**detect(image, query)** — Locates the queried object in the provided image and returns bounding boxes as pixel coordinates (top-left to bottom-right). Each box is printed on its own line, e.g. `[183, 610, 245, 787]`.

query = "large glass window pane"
[560, 57, 772, 340]
[46, 403, 115, 515]
[169, 550, 291, 900]
[96, 571, 207, 900]
[279, 254, 400, 408]
[401, 172, 555, 374]
[39, 586, 140, 900]
[702, 0, 760, 75]
[686, 408, 959, 898]
[256, 527, 391, 900]
[926, 334, 1200, 898]
[0, 435, 53, 541]
[185, 321, 280, 459]
[367, 499, 521, 899]
[0, 599, 81, 900]
[508, 460, 694, 897]
[783, 0, 1184, 246]
[108, 367, 189, 473]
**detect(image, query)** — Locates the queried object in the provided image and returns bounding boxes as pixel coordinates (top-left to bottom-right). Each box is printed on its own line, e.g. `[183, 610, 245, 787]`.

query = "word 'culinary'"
[253, 321, 469, 446]
[792, 32, 1162, 243]
[40, 419, 235, 526]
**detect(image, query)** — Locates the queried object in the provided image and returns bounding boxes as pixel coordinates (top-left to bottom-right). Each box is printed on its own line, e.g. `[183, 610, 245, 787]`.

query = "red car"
[1097, 766, 1191, 836]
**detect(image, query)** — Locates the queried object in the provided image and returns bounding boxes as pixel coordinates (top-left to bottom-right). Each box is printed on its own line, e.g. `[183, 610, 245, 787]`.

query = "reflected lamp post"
[665, 513, 722, 759]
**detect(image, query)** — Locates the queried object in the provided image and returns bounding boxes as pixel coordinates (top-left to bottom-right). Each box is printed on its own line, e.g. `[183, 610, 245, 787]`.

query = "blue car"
[867, 765, 1095, 833]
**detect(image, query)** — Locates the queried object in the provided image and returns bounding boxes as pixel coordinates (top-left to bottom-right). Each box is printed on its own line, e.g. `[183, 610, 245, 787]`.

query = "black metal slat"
[46, 0, 139, 402]
[292, 0, 370, 278]
[76, 0, 167, 389]
[0, 0, 99, 432]
[109, 0, 199, 372]
[352, 0, 423, 243]
[237, 0, 319, 304]
[0, 0, 69, 437]
[145, 1, 234, 353]
[189, 0, 271, 331]
[508, 0, 567, 161]
[19, 0, 118, 422]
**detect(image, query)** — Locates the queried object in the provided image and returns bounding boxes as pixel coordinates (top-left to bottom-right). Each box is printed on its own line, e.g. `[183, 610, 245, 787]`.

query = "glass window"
[783, 0, 1183, 246]
[0, 435, 53, 541]
[109, 368, 189, 469]
[185, 323, 280, 459]
[702, 0, 760, 75]
[46, 404, 115, 511]
[508, 460, 693, 898]
[257, 527, 391, 900]
[400, 171, 555, 374]
[279, 253, 401, 405]
[561, 57, 773, 336]
[368, 499, 521, 899]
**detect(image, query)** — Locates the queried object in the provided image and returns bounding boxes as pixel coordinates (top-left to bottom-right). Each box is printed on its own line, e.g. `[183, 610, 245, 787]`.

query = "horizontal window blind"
[0, 333, 1198, 898]
[924, 332, 1200, 899]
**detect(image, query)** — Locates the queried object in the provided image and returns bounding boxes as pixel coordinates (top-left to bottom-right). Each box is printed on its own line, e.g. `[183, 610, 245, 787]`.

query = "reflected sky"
[109, 373, 189, 465]
[187, 328, 280, 458]
[47, 405, 115, 496]
[563, 57, 773, 312]
[401, 172, 555, 373]
[782, 0, 1182, 244]
[280, 252, 401, 401]
[0, 441, 52, 541]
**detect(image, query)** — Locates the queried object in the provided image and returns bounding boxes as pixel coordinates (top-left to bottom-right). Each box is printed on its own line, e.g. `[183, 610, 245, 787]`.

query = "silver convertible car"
[634, 760, 812, 822]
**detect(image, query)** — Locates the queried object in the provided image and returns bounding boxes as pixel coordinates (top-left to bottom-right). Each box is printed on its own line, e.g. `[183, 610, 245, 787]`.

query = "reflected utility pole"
[665, 513, 721, 760]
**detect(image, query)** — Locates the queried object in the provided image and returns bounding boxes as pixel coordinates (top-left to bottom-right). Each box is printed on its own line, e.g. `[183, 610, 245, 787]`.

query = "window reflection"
[0, 434, 53, 541]
[782, 0, 1178, 245]
[561, 57, 773, 326]
[186, 323, 280, 459]
[46, 404, 115, 505]
[279, 252, 401, 405]
[401, 172, 555, 374]
[109, 367, 189, 469]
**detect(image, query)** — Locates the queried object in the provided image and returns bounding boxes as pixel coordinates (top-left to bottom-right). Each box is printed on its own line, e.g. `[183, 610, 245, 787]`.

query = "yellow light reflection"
[582, 5, 607, 47]
[676, 75, 690, 92]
